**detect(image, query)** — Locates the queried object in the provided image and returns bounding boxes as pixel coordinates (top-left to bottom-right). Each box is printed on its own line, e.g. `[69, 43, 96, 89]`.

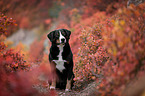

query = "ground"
[33, 81, 100, 96]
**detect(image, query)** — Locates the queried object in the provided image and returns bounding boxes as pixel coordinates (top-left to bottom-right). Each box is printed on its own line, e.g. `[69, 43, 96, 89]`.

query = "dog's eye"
[55, 32, 59, 36]
[61, 31, 65, 36]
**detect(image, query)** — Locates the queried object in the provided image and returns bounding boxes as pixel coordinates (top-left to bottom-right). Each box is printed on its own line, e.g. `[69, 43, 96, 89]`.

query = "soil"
[33, 80, 101, 96]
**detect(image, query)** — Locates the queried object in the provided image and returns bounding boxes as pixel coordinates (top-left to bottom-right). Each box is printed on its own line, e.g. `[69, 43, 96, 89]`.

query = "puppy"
[47, 29, 74, 91]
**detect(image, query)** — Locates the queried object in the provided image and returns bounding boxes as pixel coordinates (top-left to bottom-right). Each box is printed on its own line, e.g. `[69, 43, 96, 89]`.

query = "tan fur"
[50, 79, 56, 89]
[50, 61, 57, 89]
[66, 78, 72, 90]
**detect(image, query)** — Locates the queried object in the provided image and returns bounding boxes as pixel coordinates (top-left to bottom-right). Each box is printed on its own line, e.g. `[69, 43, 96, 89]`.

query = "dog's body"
[47, 29, 74, 91]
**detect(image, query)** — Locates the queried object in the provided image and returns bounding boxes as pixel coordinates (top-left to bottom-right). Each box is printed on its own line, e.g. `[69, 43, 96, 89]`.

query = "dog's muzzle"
[61, 38, 65, 43]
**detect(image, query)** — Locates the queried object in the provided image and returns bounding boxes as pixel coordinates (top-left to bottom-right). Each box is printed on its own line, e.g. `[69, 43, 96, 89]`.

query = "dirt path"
[55, 78, 102, 96]
[32, 80, 102, 96]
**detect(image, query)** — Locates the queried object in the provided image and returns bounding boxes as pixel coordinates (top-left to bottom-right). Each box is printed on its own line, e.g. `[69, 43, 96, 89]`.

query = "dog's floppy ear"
[63, 29, 71, 39]
[47, 31, 55, 42]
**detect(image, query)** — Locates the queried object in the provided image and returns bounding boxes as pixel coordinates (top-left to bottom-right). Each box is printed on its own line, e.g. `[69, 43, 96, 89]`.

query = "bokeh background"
[0, 0, 145, 96]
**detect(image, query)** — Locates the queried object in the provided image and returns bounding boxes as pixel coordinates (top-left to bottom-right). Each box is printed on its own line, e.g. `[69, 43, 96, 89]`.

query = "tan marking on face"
[66, 61, 69, 64]
[56, 39, 60, 43]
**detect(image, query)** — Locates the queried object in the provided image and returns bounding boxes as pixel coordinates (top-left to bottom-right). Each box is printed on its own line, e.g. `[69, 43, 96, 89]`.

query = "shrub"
[74, 3, 145, 96]
[0, 13, 40, 96]
[0, 12, 17, 36]
[98, 4, 145, 95]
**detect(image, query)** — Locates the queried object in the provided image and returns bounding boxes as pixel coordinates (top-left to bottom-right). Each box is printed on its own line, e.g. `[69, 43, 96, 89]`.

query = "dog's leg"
[65, 69, 73, 91]
[65, 61, 74, 91]
[50, 79, 56, 89]
[50, 61, 56, 90]
[65, 77, 72, 91]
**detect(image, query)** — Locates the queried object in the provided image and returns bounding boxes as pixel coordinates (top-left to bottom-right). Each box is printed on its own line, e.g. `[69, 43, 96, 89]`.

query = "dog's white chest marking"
[53, 44, 66, 72]
[54, 60, 65, 72]
[58, 44, 63, 61]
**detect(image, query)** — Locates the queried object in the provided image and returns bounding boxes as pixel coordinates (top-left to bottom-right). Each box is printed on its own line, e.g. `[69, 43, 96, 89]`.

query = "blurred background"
[0, 0, 145, 96]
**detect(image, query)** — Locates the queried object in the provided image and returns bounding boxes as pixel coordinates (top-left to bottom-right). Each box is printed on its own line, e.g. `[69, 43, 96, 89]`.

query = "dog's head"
[47, 29, 71, 44]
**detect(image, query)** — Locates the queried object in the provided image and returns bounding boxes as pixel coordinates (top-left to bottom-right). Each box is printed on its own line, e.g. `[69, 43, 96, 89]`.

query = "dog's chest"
[53, 44, 66, 72]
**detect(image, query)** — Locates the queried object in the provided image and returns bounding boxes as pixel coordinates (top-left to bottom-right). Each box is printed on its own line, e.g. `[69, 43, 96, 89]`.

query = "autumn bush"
[98, 4, 145, 95]
[0, 13, 17, 36]
[74, 3, 145, 95]
[0, 13, 27, 72]
[0, 13, 43, 96]
[29, 38, 45, 63]
[73, 13, 107, 84]
[82, 0, 124, 18]
[0, 0, 54, 30]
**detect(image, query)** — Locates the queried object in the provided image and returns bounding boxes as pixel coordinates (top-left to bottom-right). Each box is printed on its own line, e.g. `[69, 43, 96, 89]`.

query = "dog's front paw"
[50, 86, 56, 90]
[65, 89, 71, 92]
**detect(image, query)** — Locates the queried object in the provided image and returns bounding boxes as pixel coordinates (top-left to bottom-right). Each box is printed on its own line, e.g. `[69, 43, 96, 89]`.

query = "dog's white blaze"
[59, 31, 66, 43]
[53, 44, 66, 72]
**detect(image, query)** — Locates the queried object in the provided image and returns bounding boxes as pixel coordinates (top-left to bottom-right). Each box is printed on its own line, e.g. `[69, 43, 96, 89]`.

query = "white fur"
[50, 86, 55, 89]
[65, 89, 70, 92]
[59, 31, 66, 43]
[53, 44, 66, 72]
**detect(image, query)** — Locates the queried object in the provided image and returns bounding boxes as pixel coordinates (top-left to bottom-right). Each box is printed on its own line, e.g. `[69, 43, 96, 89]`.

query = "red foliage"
[0, 0, 53, 29]
[73, 3, 145, 95]
[0, 14, 42, 96]
[0, 13, 27, 72]
[0, 70, 39, 96]
[0, 12, 17, 36]
[73, 18, 108, 86]
[98, 4, 145, 95]
[29, 37, 45, 63]
[0, 49, 29, 72]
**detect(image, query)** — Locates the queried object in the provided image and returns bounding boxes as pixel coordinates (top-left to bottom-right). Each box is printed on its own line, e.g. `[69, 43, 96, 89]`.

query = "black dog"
[47, 29, 74, 91]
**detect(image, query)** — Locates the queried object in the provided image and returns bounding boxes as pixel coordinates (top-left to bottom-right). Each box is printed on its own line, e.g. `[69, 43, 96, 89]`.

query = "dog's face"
[47, 29, 71, 44]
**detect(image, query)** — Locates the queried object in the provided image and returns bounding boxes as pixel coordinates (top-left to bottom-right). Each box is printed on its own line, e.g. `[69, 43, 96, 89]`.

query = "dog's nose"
[61, 38, 65, 43]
